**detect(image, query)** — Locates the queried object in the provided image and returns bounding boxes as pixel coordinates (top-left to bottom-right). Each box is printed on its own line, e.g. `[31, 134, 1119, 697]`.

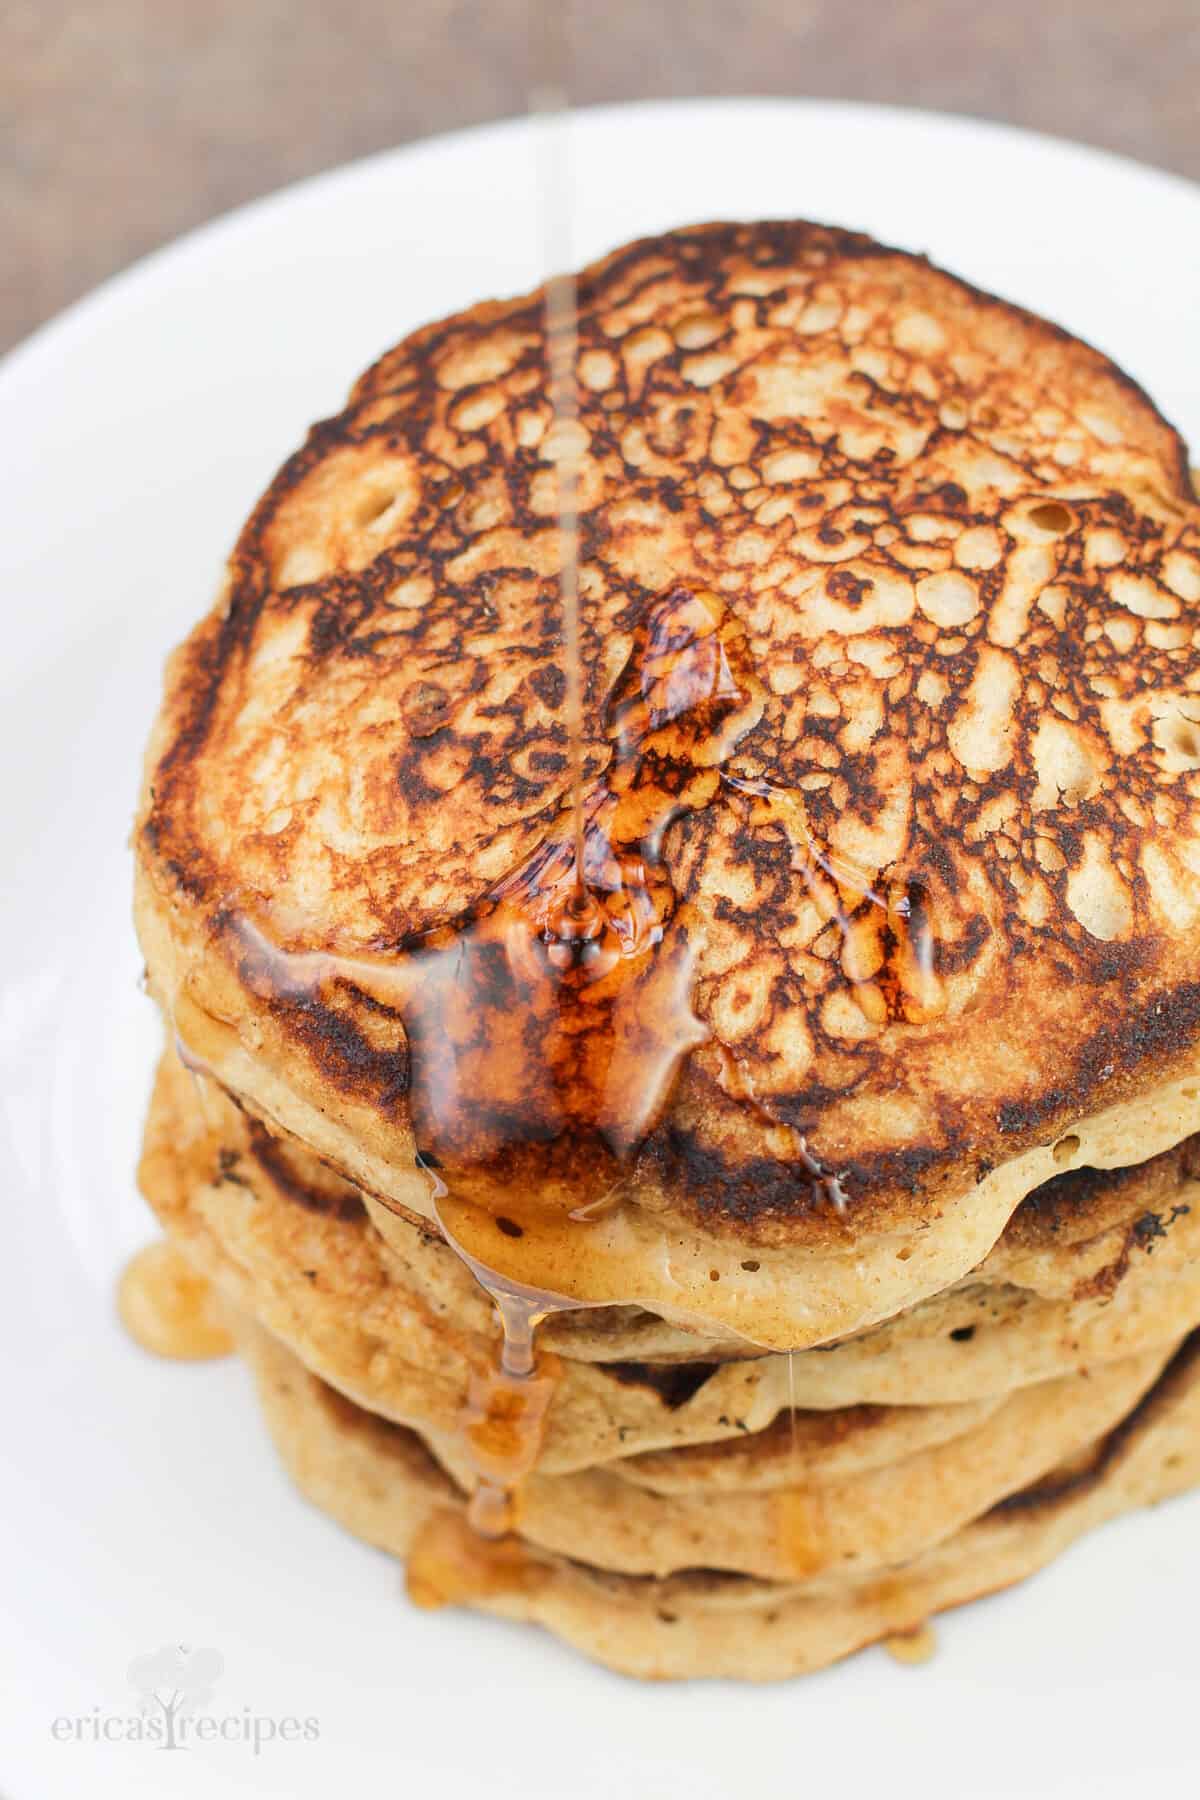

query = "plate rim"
[5, 93, 1199, 393]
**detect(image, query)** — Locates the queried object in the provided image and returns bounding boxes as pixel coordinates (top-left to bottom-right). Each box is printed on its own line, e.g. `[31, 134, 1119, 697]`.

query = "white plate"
[3, 98, 1199, 1800]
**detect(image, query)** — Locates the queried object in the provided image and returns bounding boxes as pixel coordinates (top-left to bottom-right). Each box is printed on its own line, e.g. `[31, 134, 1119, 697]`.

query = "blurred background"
[4, 0, 1197, 354]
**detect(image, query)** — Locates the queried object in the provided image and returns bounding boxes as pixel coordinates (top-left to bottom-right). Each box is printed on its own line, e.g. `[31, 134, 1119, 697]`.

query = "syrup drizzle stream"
[414, 47, 761, 1564]
[532, 38, 586, 908]
[461, 1287, 554, 1537]
[787, 1347, 799, 1476]
[716, 1042, 849, 1215]
[435, 1190, 585, 1538]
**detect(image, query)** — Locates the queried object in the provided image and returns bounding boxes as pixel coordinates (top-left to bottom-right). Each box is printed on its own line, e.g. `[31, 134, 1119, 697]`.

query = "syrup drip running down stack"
[439, 88, 594, 1537]
[406, 579, 771, 1549]
[410, 80, 748, 1557]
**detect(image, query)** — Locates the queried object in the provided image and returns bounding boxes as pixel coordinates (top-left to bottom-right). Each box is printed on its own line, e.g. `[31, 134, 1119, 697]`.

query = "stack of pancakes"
[133, 222, 1200, 1680]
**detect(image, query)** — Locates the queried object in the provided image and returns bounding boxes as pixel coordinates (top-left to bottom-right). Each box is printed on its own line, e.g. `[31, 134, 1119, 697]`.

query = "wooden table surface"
[4, 0, 1198, 353]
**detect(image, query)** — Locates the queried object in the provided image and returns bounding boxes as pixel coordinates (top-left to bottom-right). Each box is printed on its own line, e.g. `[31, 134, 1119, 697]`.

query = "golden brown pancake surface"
[238, 1314, 1200, 1681]
[136, 220, 1200, 1273]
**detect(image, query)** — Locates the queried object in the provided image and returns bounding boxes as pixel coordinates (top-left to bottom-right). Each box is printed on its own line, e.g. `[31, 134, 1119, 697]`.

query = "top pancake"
[136, 219, 1200, 1293]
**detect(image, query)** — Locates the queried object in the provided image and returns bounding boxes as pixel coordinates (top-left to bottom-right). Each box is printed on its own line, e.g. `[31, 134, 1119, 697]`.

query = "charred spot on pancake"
[1132, 1203, 1191, 1250]
[643, 1121, 943, 1235]
[215, 1148, 248, 1188]
[606, 1360, 722, 1410]
[245, 1119, 366, 1223]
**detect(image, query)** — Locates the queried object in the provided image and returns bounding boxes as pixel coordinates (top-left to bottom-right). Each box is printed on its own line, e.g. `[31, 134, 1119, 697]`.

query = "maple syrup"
[542, 258, 587, 908]
[402, 188, 767, 1555]
[406, 1507, 546, 1611]
[232, 582, 761, 1219]
[438, 1206, 574, 1536]
[883, 1621, 938, 1666]
[773, 1486, 830, 1580]
[117, 1240, 233, 1360]
[405, 1206, 584, 1590]
[715, 1043, 849, 1215]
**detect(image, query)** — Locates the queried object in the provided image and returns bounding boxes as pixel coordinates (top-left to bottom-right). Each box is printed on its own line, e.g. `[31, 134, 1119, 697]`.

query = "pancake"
[141, 1046, 1200, 1467]
[237, 1316, 1200, 1681]
[134, 219, 1200, 1350]
[424, 1346, 1168, 1582]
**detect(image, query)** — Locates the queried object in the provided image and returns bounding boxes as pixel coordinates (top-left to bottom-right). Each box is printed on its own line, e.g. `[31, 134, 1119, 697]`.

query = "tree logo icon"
[127, 1644, 224, 1751]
